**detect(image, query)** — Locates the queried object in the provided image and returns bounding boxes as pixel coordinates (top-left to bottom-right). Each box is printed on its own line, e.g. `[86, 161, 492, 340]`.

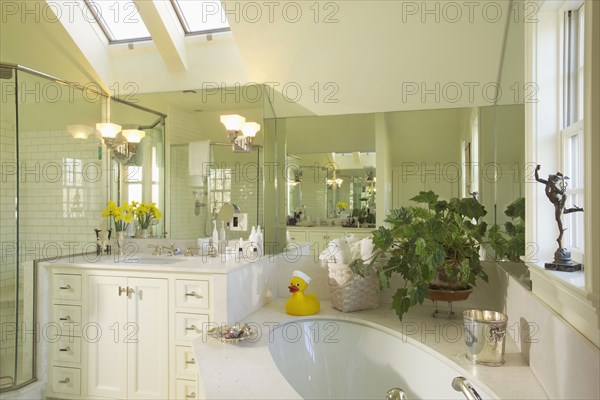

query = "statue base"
[545, 248, 582, 272]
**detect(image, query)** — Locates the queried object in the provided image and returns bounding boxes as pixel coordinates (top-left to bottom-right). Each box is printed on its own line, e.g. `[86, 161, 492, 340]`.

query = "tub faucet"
[452, 377, 482, 400]
[386, 388, 408, 400]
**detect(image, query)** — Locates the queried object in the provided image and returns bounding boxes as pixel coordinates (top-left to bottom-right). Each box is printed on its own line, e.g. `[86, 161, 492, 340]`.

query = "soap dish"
[206, 324, 256, 344]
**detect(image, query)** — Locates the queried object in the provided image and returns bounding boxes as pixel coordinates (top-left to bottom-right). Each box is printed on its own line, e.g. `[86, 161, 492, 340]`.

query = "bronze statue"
[535, 165, 584, 271]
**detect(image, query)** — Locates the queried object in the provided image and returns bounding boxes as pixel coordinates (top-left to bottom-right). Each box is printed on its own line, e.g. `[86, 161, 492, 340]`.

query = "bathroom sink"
[116, 257, 186, 265]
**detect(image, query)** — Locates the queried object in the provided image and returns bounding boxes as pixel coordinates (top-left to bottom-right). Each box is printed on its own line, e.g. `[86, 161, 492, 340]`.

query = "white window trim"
[525, 0, 599, 347]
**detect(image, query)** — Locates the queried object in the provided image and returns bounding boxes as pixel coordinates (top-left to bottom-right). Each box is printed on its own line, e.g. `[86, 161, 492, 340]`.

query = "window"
[560, 3, 585, 259]
[83, 0, 152, 43]
[124, 165, 143, 203]
[170, 0, 230, 35]
[210, 168, 232, 215]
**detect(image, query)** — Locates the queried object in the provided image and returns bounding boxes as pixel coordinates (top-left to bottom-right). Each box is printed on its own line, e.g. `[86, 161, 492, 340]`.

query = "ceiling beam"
[134, 0, 187, 73]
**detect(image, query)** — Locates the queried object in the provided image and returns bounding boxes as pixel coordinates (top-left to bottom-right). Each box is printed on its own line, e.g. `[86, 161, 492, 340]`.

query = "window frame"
[558, 1, 586, 261]
[83, 0, 152, 44]
[170, 0, 231, 36]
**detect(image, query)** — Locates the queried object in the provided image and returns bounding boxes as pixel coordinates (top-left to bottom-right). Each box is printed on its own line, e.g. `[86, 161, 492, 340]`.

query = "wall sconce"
[95, 122, 145, 163]
[220, 114, 261, 152]
[68, 124, 94, 140]
[326, 178, 343, 188]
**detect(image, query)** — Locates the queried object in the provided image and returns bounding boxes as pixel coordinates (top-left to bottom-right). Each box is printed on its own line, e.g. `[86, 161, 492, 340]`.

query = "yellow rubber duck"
[285, 271, 320, 316]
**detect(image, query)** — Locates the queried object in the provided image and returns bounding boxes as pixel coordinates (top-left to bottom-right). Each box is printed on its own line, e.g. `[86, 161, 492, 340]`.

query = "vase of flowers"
[336, 201, 349, 217]
[132, 201, 162, 238]
[102, 201, 133, 255]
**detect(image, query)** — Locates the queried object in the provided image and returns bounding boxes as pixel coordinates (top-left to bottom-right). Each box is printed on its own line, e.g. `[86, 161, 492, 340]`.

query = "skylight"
[171, 0, 230, 35]
[83, 0, 151, 43]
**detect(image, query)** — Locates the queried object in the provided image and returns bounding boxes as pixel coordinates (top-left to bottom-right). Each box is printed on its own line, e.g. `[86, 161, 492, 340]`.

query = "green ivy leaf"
[410, 191, 438, 205]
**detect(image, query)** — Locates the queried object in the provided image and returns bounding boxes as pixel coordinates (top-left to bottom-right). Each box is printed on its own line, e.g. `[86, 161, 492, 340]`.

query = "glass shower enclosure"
[0, 63, 165, 393]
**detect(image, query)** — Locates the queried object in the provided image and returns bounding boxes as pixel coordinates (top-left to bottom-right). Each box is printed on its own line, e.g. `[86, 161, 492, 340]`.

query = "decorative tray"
[206, 324, 256, 344]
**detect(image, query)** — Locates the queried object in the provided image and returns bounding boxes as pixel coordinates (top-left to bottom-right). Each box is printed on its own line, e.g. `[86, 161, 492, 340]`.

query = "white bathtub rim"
[269, 315, 501, 400]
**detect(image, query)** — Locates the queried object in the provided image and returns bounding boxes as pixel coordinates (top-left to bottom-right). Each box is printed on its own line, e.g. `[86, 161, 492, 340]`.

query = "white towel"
[360, 237, 375, 261]
[319, 238, 352, 265]
[189, 140, 211, 176]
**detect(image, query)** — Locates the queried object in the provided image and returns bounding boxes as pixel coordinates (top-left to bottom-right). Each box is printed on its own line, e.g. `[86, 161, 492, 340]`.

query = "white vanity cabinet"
[45, 266, 218, 400]
[87, 276, 168, 399]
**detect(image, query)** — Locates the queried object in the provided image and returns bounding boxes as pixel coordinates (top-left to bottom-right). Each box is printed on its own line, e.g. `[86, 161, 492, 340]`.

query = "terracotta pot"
[426, 287, 473, 302]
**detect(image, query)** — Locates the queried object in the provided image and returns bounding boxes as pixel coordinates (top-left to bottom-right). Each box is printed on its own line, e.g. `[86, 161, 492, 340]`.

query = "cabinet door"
[87, 276, 128, 399]
[127, 278, 168, 400]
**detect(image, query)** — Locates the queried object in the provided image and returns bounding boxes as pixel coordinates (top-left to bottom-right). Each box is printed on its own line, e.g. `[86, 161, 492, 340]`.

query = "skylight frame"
[83, 0, 152, 44]
[170, 0, 231, 36]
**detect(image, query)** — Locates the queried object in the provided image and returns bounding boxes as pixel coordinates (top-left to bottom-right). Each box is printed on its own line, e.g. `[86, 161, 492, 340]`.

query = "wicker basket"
[328, 264, 380, 313]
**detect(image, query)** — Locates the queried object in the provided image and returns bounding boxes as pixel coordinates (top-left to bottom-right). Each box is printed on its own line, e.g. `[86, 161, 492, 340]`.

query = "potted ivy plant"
[351, 191, 489, 320]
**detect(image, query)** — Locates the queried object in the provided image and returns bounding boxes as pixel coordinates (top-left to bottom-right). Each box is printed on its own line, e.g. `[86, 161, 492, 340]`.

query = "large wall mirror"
[137, 86, 267, 241]
[108, 98, 166, 238]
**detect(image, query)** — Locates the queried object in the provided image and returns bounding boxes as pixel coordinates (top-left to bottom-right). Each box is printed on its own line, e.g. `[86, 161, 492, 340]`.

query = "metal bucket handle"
[487, 325, 506, 343]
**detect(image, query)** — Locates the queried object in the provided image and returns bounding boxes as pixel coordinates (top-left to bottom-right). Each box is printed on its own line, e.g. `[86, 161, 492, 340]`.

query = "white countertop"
[192, 299, 548, 400]
[288, 226, 375, 231]
[38, 252, 259, 274]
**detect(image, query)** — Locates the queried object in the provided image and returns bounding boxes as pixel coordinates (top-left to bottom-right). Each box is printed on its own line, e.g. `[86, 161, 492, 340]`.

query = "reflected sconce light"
[68, 124, 94, 140]
[327, 178, 343, 189]
[220, 114, 260, 152]
[95, 122, 145, 164]
[335, 178, 343, 187]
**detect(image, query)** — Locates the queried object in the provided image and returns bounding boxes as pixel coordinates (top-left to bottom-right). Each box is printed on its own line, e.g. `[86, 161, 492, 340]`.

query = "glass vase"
[140, 228, 151, 238]
[115, 231, 126, 256]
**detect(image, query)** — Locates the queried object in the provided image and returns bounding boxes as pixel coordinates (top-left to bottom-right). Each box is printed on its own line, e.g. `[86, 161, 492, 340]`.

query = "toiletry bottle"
[255, 225, 263, 255]
[212, 221, 219, 255]
[219, 221, 226, 247]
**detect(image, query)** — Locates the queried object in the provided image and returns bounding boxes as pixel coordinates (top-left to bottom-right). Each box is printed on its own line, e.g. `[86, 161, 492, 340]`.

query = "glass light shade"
[96, 122, 122, 139]
[122, 129, 145, 143]
[220, 114, 246, 131]
[335, 178, 343, 186]
[68, 124, 93, 140]
[241, 122, 260, 138]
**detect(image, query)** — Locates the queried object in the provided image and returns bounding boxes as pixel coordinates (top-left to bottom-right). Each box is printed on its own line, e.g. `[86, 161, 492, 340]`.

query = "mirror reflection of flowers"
[132, 201, 162, 229]
[336, 201, 348, 211]
[102, 201, 133, 232]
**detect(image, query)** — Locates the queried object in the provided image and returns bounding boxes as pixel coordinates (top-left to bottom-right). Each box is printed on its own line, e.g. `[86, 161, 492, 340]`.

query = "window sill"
[526, 261, 586, 290]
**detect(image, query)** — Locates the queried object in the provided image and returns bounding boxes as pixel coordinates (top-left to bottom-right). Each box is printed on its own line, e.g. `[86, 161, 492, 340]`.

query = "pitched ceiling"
[0, 0, 511, 116]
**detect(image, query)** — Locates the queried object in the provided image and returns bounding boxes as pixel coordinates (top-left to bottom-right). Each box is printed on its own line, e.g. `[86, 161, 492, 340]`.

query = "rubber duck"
[285, 271, 320, 316]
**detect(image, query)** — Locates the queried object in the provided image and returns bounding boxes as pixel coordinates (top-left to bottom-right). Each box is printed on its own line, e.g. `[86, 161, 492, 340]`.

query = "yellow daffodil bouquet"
[336, 201, 349, 213]
[102, 201, 134, 232]
[132, 201, 162, 230]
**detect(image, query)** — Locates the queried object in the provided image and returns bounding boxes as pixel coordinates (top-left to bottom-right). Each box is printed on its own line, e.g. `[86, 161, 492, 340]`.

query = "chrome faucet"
[165, 243, 180, 256]
[452, 377, 482, 400]
[147, 244, 163, 256]
[386, 388, 408, 400]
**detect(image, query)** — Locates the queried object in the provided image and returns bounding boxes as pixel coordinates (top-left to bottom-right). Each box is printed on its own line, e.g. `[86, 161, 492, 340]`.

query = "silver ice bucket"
[463, 310, 507, 366]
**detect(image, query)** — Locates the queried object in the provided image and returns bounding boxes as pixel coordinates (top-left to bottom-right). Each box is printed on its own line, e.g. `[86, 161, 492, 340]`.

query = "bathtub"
[267, 318, 499, 400]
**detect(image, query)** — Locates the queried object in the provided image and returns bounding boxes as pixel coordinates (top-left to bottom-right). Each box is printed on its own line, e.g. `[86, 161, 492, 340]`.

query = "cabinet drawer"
[175, 313, 209, 341]
[288, 231, 307, 243]
[175, 346, 198, 377]
[176, 280, 209, 309]
[52, 336, 81, 364]
[52, 305, 82, 334]
[53, 274, 82, 301]
[176, 379, 198, 399]
[51, 366, 81, 395]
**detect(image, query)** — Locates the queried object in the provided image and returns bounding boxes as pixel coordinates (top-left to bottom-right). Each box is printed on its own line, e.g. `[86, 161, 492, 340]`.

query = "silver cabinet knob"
[185, 325, 198, 331]
[59, 284, 71, 290]
[59, 315, 71, 321]
[185, 358, 196, 364]
[118, 286, 127, 296]
[58, 377, 70, 384]
[186, 392, 196, 399]
[185, 291, 201, 298]
[59, 346, 70, 352]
